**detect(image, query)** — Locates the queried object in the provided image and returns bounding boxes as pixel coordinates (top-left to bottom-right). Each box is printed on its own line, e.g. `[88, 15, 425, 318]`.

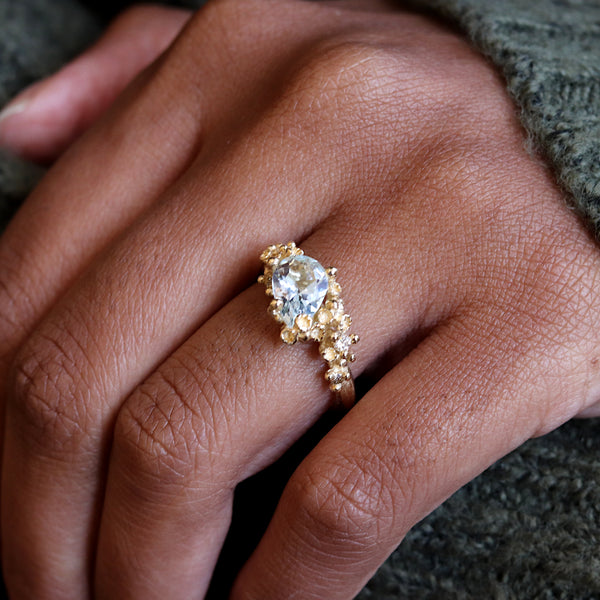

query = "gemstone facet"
[272, 255, 328, 328]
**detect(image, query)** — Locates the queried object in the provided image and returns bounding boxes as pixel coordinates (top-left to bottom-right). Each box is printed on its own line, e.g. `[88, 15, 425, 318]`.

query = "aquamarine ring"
[258, 242, 358, 410]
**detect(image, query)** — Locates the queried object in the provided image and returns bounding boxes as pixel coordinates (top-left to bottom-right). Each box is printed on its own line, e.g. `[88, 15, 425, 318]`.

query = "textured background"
[1, 1, 599, 598]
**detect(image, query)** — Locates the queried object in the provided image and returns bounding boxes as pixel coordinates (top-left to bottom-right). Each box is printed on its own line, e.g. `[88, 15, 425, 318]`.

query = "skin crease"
[1, 0, 600, 598]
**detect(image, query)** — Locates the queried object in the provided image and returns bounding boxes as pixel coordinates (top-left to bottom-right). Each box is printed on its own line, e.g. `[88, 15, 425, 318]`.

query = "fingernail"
[0, 82, 44, 149]
[0, 100, 30, 125]
[0, 99, 31, 153]
[0, 80, 48, 126]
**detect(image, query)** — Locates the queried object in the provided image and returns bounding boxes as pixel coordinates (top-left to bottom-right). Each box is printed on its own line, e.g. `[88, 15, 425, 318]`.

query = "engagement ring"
[258, 242, 358, 409]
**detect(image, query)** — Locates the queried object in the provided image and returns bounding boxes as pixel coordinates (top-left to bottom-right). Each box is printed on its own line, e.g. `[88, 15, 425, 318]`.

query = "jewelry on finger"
[258, 242, 358, 410]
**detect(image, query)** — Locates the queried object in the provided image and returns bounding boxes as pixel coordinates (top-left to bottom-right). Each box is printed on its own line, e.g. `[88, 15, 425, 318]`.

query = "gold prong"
[265, 287, 273, 297]
[257, 274, 265, 284]
[321, 347, 337, 362]
[326, 267, 338, 278]
[295, 314, 312, 332]
[310, 327, 324, 342]
[281, 327, 297, 345]
[329, 281, 342, 296]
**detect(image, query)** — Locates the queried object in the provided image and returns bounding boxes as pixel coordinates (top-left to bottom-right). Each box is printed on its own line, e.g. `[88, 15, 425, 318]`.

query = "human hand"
[2, 1, 600, 598]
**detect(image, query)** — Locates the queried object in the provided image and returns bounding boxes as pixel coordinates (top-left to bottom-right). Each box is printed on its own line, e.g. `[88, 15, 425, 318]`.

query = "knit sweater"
[0, 1, 599, 599]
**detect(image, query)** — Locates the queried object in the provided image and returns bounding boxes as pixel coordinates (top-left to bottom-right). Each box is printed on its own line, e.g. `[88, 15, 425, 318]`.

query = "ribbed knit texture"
[0, 2, 600, 599]
[408, 0, 600, 239]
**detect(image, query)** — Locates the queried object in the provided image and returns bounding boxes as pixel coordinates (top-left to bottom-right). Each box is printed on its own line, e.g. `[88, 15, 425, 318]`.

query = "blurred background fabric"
[0, 1, 599, 598]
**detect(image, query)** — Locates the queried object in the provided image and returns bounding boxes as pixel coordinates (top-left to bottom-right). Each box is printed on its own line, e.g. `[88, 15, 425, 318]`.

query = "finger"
[230, 296, 600, 599]
[0, 5, 191, 163]
[0, 14, 263, 596]
[0, 16, 201, 530]
[92, 208, 447, 600]
[0, 53, 193, 396]
[0, 0, 253, 392]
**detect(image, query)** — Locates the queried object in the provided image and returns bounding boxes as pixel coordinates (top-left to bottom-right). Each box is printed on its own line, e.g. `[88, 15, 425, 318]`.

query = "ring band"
[258, 242, 359, 410]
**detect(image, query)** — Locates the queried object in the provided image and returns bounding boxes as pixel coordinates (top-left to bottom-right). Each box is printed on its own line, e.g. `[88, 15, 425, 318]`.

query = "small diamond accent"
[334, 333, 352, 354]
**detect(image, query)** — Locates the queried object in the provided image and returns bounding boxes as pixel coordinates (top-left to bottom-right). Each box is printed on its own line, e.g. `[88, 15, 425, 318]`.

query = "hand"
[1, 1, 600, 598]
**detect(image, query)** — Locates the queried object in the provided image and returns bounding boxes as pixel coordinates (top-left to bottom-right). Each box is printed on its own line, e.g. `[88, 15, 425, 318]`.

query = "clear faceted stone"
[272, 255, 328, 328]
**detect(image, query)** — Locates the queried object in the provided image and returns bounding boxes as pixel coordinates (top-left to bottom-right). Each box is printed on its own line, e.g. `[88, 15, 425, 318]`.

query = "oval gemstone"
[272, 255, 328, 328]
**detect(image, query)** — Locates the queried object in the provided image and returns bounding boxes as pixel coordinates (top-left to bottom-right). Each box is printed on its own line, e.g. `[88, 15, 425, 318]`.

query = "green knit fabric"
[408, 0, 600, 239]
[0, 0, 99, 227]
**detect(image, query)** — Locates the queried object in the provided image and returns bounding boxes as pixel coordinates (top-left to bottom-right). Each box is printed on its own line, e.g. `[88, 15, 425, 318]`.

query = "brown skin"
[1, 0, 600, 598]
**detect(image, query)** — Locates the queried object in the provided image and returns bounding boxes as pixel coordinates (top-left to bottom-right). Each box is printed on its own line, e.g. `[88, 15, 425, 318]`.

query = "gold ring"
[258, 242, 358, 410]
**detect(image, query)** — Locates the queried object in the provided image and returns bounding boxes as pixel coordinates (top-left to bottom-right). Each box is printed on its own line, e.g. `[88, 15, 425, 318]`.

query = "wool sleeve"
[406, 0, 600, 239]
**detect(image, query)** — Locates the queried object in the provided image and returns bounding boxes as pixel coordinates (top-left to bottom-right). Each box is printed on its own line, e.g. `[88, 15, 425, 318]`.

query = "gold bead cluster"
[259, 242, 359, 393]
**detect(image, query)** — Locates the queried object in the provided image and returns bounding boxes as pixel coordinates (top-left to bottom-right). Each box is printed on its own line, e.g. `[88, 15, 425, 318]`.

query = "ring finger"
[92, 200, 456, 599]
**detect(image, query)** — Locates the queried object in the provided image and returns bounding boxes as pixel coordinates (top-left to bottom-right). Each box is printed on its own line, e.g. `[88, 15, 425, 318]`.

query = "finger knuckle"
[9, 328, 90, 454]
[115, 364, 222, 490]
[284, 36, 409, 129]
[290, 454, 396, 546]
